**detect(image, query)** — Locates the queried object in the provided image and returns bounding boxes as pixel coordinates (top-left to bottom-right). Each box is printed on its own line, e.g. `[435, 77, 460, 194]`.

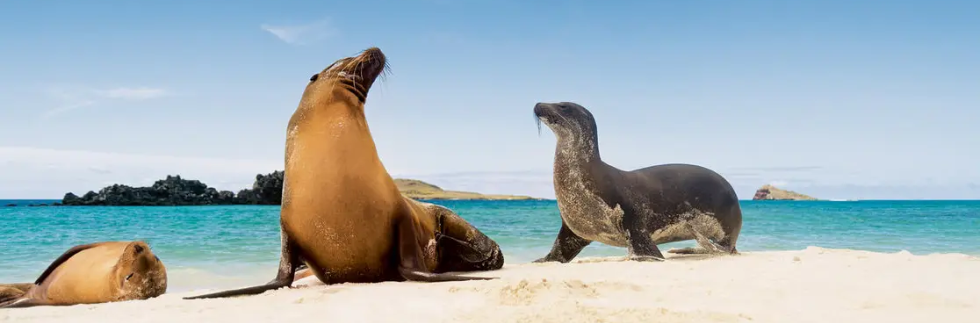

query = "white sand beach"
[2, 247, 978, 323]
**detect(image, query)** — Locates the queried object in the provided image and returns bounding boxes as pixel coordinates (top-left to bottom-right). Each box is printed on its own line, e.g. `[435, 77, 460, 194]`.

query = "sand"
[2, 247, 978, 323]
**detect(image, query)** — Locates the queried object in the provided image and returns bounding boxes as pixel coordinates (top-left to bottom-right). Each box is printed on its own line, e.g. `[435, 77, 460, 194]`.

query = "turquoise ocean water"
[1, 199, 978, 292]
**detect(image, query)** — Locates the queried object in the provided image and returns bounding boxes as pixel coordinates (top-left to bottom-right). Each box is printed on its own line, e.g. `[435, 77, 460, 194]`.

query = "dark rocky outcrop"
[60, 173, 283, 206]
[235, 171, 284, 205]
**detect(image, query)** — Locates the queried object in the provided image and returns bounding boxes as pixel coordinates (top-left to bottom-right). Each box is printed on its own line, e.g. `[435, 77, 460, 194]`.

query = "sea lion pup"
[185, 47, 503, 300]
[532, 102, 742, 263]
[0, 241, 167, 308]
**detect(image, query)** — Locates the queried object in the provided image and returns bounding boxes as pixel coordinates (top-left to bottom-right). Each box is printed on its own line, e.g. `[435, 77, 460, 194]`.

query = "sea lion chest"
[553, 164, 628, 247]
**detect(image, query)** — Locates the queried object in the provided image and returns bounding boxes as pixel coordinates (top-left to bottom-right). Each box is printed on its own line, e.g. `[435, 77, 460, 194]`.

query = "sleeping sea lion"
[0, 241, 167, 308]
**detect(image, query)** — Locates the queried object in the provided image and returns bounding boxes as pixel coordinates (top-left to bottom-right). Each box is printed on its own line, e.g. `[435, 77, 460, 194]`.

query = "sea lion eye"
[310, 74, 319, 82]
[125, 273, 134, 281]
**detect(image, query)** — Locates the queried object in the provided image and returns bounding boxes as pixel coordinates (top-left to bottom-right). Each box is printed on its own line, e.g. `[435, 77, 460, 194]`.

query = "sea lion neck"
[552, 129, 601, 168]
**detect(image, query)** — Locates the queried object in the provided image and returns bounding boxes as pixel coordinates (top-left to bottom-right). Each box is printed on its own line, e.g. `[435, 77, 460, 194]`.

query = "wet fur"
[185, 47, 502, 300]
[533, 102, 742, 263]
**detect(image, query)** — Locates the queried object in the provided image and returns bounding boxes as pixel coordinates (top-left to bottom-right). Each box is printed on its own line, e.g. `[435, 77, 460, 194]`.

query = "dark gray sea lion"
[0, 241, 168, 308]
[185, 47, 503, 300]
[532, 102, 743, 263]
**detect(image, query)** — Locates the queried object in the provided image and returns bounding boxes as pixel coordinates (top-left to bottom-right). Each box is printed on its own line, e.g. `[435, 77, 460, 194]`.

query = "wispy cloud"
[95, 87, 168, 100]
[260, 19, 337, 45]
[42, 86, 170, 119]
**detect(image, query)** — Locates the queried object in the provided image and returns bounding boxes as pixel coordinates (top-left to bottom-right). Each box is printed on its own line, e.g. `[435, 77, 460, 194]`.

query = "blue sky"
[1, 0, 978, 200]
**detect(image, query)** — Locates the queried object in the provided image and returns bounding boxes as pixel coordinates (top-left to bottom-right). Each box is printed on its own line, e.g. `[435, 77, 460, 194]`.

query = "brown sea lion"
[185, 47, 504, 300]
[0, 241, 167, 308]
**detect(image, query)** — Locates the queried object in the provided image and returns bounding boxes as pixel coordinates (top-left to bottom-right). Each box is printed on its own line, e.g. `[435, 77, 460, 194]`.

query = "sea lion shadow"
[567, 252, 736, 264]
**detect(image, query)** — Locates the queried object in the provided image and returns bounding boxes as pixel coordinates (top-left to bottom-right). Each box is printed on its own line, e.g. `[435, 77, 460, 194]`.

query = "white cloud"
[261, 19, 337, 45]
[0, 146, 281, 199]
[41, 86, 170, 118]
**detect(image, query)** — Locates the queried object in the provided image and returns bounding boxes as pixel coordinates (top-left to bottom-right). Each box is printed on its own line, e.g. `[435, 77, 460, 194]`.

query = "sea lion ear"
[125, 242, 147, 256]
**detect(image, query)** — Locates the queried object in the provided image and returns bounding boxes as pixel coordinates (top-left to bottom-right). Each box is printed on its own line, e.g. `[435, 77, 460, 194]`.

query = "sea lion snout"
[533, 102, 553, 118]
[313, 47, 389, 104]
[348, 47, 388, 90]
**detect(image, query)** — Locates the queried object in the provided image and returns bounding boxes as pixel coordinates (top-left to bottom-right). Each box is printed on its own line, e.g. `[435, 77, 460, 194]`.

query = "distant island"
[394, 179, 537, 200]
[751, 184, 819, 201]
[54, 171, 539, 206]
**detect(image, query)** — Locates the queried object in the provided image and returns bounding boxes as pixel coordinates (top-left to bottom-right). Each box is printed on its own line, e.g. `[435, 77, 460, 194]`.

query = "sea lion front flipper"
[395, 213, 494, 282]
[33, 242, 106, 285]
[184, 230, 301, 300]
[533, 221, 592, 263]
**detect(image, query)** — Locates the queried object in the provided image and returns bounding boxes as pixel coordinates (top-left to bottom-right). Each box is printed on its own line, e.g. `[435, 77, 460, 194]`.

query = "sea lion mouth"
[336, 47, 390, 103]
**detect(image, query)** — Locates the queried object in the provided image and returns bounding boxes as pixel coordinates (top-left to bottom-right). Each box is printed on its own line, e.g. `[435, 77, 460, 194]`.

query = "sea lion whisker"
[535, 113, 542, 136]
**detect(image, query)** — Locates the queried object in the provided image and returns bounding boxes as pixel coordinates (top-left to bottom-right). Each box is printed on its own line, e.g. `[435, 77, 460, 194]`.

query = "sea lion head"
[113, 241, 167, 301]
[533, 102, 598, 141]
[427, 205, 505, 273]
[302, 47, 389, 107]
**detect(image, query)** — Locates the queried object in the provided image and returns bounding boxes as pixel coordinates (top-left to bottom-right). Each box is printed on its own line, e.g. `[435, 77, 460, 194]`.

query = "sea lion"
[185, 47, 503, 300]
[0, 241, 167, 308]
[532, 102, 742, 263]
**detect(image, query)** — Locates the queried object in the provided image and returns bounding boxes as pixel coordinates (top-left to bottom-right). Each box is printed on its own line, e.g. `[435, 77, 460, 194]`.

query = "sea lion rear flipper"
[0, 283, 34, 305]
[33, 243, 105, 285]
[0, 298, 49, 309]
[395, 213, 494, 282]
[184, 231, 301, 300]
[432, 208, 504, 271]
